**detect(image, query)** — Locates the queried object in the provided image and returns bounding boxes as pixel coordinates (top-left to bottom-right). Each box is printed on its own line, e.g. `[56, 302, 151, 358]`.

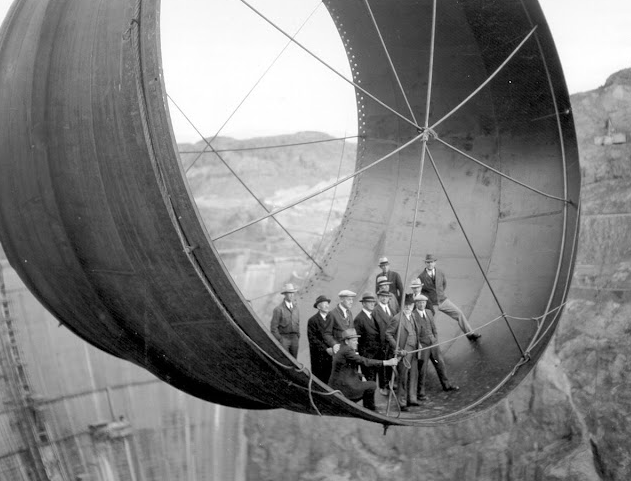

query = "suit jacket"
[328, 344, 382, 400]
[414, 309, 438, 346]
[353, 310, 387, 359]
[418, 268, 448, 306]
[323, 304, 352, 346]
[375, 270, 404, 300]
[385, 311, 422, 352]
[307, 312, 333, 379]
[270, 301, 300, 341]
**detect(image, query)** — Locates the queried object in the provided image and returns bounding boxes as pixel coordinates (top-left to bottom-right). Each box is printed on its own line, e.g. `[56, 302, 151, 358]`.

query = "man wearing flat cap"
[414, 294, 459, 400]
[375, 256, 404, 302]
[307, 294, 333, 381]
[270, 283, 301, 357]
[323, 289, 356, 355]
[328, 328, 399, 411]
[418, 254, 481, 341]
[353, 293, 388, 391]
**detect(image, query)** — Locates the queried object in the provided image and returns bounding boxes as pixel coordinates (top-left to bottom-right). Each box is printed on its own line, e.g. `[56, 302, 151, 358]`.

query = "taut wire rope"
[434, 137, 572, 204]
[168, 94, 325, 272]
[183, 0, 323, 174]
[386, 0, 437, 417]
[213, 132, 426, 240]
[425, 147, 526, 357]
[237, 0, 425, 134]
[429, 26, 537, 131]
[363, 0, 418, 125]
[179, 135, 359, 155]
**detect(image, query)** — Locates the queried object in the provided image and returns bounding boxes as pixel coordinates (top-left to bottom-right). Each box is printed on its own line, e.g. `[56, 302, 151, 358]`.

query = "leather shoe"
[400, 405, 409, 412]
[467, 332, 481, 341]
[418, 394, 429, 401]
[444, 385, 460, 392]
[407, 401, 420, 407]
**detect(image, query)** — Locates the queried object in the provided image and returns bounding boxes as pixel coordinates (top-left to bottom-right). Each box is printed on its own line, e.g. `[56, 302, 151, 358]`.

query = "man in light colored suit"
[270, 283, 301, 357]
[414, 294, 459, 400]
[418, 254, 481, 341]
[385, 294, 421, 411]
[323, 290, 356, 354]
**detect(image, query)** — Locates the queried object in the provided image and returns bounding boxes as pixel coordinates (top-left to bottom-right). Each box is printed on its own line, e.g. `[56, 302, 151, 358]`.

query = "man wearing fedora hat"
[375, 256, 404, 302]
[323, 290, 356, 354]
[270, 283, 301, 357]
[413, 293, 459, 400]
[328, 328, 399, 411]
[409, 278, 434, 313]
[353, 293, 388, 392]
[418, 254, 481, 341]
[385, 294, 423, 410]
[376, 275, 400, 314]
[307, 294, 333, 381]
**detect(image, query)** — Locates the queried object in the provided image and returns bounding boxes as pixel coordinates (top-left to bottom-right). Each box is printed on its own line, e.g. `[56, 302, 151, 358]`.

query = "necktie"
[385, 305, 391, 316]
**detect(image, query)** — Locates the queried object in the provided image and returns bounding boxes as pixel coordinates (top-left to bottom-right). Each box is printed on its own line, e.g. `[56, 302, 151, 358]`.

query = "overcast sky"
[0, 0, 629, 142]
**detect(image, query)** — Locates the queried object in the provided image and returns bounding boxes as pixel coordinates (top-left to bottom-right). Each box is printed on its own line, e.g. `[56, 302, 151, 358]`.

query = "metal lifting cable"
[168, 94, 325, 272]
[425, 147, 526, 357]
[184, 1, 324, 173]
[434, 137, 571, 204]
[180, 135, 360, 155]
[430, 26, 537, 131]
[363, 0, 418, 125]
[238, 0, 425, 134]
[213, 132, 426, 240]
[386, 0, 437, 417]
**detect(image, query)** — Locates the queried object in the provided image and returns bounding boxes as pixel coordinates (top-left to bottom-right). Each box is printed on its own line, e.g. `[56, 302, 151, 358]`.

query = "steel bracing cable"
[182, 1, 324, 173]
[213, 132, 426, 240]
[168, 94, 325, 272]
[363, 0, 418, 125]
[425, 147, 526, 357]
[179, 135, 359, 155]
[429, 26, 537, 131]
[434, 137, 572, 204]
[386, 0, 437, 417]
[238, 0, 425, 133]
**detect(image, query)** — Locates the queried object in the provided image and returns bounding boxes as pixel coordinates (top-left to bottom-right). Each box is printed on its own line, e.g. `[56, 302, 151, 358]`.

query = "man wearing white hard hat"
[323, 289, 356, 355]
[270, 283, 301, 357]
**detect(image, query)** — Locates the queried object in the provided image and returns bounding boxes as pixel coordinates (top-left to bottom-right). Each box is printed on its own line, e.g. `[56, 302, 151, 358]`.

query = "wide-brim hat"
[360, 292, 376, 303]
[341, 328, 360, 340]
[403, 293, 415, 305]
[313, 295, 331, 309]
[376, 275, 391, 286]
[378, 256, 389, 266]
[377, 289, 391, 297]
[410, 278, 423, 288]
[413, 293, 428, 302]
[425, 254, 437, 262]
[281, 283, 298, 294]
[338, 289, 357, 298]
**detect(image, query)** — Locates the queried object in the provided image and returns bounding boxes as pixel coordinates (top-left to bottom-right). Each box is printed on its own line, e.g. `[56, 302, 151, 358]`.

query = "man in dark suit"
[414, 294, 459, 400]
[270, 283, 301, 357]
[328, 328, 398, 411]
[374, 289, 395, 395]
[418, 253, 481, 341]
[323, 290, 356, 355]
[385, 294, 422, 410]
[307, 294, 333, 381]
[353, 293, 388, 390]
[375, 256, 404, 301]
[376, 275, 400, 314]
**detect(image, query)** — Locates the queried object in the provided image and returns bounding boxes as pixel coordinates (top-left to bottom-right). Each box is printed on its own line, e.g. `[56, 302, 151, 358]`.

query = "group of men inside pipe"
[270, 254, 481, 413]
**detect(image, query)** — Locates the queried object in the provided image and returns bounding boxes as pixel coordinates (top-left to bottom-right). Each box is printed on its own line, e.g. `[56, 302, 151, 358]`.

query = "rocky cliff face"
[243, 69, 631, 480]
